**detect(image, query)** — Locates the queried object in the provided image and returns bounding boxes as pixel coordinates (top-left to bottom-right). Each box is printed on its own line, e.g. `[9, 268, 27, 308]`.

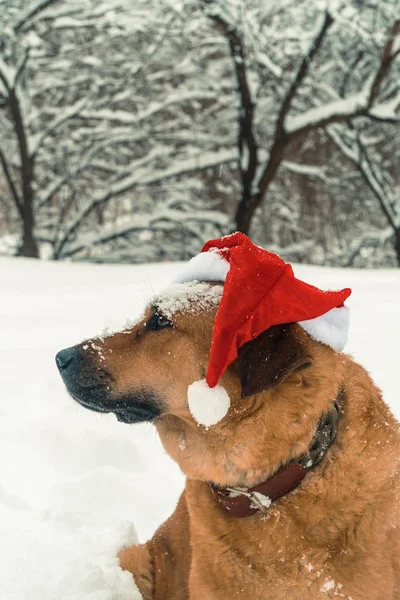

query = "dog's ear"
[237, 324, 312, 398]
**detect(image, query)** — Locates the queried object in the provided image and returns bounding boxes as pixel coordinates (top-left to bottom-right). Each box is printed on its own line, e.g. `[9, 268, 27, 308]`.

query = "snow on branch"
[203, 0, 238, 31]
[205, 2, 257, 193]
[59, 205, 229, 258]
[370, 91, 400, 121]
[285, 92, 367, 136]
[285, 19, 400, 137]
[277, 10, 334, 133]
[255, 52, 282, 79]
[37, 156, 96, 208]
[328, 124, 399, 230]
[0, 57, 16, 93]
[345, 227, 393, 267]
[54, 148, 237, 258]
[14, 51, 30, 90]
[80, 90, 218, 125]
[13, 0, 60, 33]
[281, 161, 330, 183]
[250, 10, 335, 219]
[30, 98, 88, 158]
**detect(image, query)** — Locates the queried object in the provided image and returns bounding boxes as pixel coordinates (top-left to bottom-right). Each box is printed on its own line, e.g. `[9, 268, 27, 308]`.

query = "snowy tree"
[0, 0, 95, 257]
[328, 121, 400, 265]
[0, 0, 399, 265]
[201, 0, 400, 246]
[0, 0, 233, 260]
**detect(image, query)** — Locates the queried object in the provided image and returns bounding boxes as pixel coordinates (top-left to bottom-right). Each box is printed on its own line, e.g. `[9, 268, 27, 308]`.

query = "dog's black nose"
[55, 347, 76, 372]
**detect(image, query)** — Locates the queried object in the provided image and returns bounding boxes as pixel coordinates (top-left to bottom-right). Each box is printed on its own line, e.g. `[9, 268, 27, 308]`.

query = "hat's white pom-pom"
[187, 379, 231, 427]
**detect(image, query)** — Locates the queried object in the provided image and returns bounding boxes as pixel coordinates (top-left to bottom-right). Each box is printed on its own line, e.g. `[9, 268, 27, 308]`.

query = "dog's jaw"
[108, 391, 164, 424]
[67, 386, 164, 424]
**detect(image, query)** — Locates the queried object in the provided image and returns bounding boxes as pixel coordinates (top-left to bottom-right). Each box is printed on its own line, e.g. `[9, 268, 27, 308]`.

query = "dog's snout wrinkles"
[55, 347, 76, 372]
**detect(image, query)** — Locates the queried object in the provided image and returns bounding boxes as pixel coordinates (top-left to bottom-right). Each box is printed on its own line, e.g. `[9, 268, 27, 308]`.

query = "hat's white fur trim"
[299, 306, 350, 352]
[174, 250, 229, 284]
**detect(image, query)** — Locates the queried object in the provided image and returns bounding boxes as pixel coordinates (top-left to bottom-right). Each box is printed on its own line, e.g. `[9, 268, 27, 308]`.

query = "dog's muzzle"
[56, 344, 163, 424]
[56, 345, 109, 410]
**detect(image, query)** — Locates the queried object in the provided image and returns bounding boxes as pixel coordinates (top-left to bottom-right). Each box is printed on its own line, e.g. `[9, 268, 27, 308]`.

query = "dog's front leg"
[118, 492, 191, 600]
[119, 542, 153, 600]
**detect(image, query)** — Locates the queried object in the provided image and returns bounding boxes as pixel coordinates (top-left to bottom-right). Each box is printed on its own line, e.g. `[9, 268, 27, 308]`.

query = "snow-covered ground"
[0, 257, 399, 599]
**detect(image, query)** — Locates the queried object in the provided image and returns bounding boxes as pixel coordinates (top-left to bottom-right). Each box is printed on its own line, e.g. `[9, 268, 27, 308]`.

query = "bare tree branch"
[233, 11, 334, 232]
[30, 97, 88, 158]
[58, 206, 229, 259]
[328, 123, 400, 264]
[345, 228, 393, 267]
[205, 5, 258, 203]
[286, 19, 400, 137]
[368, 20, 400, 106]
[13, 0, 61, 33]
[53, 148, 237, 258]
[277, 10, 334, 133]
[208, 4, 399, 237]
[13, 50, 30, 89]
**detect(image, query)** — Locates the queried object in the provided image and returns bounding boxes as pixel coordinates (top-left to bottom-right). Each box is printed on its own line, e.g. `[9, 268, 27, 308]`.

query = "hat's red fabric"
[201, 233, 351, 388]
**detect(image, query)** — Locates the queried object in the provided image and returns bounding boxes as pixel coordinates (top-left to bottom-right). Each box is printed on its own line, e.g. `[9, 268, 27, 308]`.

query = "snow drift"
[0, 257, 399, 599]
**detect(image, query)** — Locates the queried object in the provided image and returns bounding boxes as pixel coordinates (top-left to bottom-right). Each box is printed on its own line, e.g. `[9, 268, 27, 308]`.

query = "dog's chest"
[189, 550, 351, 600]
[188, 503, 347, 599]
[187, 492, 363, 598]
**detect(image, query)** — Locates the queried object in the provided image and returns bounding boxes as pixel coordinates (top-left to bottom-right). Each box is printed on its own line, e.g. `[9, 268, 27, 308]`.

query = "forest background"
[0, 0, 399, 267]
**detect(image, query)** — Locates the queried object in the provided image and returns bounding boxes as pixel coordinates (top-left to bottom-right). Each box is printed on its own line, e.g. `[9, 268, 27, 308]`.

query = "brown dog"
[56, 281, 400, 600]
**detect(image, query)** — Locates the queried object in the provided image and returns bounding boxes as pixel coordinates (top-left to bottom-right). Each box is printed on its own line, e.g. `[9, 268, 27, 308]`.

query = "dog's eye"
[145, 312, 173, 331]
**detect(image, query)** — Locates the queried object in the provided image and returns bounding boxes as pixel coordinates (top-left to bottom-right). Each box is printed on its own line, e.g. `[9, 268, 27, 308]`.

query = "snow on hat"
[175, 232, 351, 389]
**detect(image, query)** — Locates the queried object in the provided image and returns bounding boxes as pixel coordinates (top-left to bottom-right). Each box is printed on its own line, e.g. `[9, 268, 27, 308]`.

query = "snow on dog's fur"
[57, 281, 400, 600]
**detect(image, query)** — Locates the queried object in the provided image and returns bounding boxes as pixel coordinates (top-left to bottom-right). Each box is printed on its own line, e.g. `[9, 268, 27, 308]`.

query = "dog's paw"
[118, 544, 153, 600]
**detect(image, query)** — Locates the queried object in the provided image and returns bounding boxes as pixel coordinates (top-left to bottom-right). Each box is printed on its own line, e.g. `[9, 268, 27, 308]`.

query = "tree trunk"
[235, 192, 261, 235]
[8, 88, 39, 258]
[19, 203, 39, 257]
[234, 137, 286, 235]
[394, 228, 400, 267]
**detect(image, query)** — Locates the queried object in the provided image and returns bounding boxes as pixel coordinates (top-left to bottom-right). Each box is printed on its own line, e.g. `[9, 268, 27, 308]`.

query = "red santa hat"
[175, 233, 351, 389]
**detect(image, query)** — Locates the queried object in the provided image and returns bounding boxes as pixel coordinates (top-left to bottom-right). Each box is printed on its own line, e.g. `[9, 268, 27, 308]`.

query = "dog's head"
[56, 281, 344, 487]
